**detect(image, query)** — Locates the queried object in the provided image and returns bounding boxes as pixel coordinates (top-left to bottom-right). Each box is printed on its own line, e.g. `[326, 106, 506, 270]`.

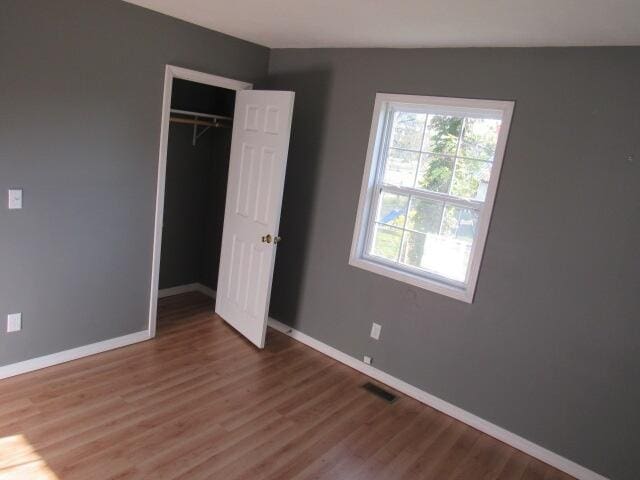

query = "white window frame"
[349, 93, 514, 303]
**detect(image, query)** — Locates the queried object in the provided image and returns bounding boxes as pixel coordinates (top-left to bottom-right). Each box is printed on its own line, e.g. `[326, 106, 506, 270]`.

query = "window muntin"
[351, 95, 513, 300]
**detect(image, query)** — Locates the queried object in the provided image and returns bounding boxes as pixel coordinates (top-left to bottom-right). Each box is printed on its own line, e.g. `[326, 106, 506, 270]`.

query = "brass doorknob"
[274, 236, 282, 244]
[261, 234, 272, 244]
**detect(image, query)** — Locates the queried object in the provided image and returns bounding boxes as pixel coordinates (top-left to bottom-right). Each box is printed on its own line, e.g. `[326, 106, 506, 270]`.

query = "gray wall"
[201, 130, 232, 290]
[159, 79, 233, 291]
[159, 123, 209, 289]
[0, 0, 268, 365]
[159, 123, 231, 290]
[267, 48, 640, 479]
[1, 3, 638, 477]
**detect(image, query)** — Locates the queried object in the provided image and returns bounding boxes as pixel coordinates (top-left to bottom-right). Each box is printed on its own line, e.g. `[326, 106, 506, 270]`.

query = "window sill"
[348, 255, 475, 303]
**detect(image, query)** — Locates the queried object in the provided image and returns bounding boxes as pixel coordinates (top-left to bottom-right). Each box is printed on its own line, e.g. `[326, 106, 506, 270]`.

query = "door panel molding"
[215, 90, 295, 348]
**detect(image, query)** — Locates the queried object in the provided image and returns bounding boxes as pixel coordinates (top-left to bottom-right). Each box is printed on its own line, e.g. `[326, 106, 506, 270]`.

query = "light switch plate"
[8, 189, 23, 210]
[370, 322, 382, 340]
[7, 313, 22, 333]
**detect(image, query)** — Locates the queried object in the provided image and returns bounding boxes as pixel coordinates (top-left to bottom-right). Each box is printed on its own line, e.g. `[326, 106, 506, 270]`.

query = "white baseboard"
[0, 283, 215, 380]
[158, 283, 216, 299]
[267, 318, 607, 480]
[195, 284, 216, 299]
[0, 330, 150, 380]
[0, 290, 606, 480]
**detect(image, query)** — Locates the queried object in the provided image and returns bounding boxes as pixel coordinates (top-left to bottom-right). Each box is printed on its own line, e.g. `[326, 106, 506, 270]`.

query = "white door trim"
[148, 65, 252, 338]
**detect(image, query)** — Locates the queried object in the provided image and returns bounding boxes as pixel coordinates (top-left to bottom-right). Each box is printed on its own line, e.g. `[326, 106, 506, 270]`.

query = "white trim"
[350, 257, 471, 302]
[0, 279, 215, 381]
[165, 66, 252, 92]
[195, 284, 216, 299]
[148, 65, 251, 338]
[158, 283, 216, 299]
[158, 283, 201, 298]
[267, 318, 608, 480]
[349, 93, 514, 303]
[0, 331, 150, 380]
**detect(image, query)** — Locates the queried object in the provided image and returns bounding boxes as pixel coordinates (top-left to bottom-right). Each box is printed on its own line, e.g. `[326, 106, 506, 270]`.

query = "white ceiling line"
[122, 0, 640, 48]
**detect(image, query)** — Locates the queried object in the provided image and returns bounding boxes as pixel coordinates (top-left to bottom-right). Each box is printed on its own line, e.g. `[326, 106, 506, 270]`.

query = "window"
[350, 94, 514, 302]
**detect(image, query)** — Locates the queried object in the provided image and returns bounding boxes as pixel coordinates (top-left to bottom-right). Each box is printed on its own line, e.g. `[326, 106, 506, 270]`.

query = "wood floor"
[0, 292, 575, 480]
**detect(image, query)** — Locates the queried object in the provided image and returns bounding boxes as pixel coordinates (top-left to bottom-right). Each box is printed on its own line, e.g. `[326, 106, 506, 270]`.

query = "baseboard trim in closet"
[158, 283, 216, 299]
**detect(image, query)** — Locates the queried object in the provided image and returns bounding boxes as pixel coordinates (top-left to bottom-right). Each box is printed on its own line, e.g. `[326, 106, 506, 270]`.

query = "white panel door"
[215, 90, 295, 348]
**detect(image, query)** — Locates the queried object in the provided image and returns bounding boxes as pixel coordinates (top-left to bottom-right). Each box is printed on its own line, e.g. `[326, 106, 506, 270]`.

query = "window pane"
[459, 117, 501, 161]
[406, 197, 443, 234]
[400, 205, 479, 282]
[416, 154, 454, 193]
[441, 205, 479, 243]
[450, 158, 492, 201]
[382, 148, 419, 187]
[419, 234, 473, 282]
[370, 224, 403, 261]
[423, 115, 464, 155]
[400, 230, 471, 282]
[375, 191, 409, 227]
[399, 230, 427, 269]
[389, 111, 426, 150]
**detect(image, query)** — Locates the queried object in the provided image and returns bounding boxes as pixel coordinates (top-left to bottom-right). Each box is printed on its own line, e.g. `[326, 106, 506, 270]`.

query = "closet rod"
[169, 109, 232, 145]
[170, 117, 220, 128]
[170, 108, 232, 122]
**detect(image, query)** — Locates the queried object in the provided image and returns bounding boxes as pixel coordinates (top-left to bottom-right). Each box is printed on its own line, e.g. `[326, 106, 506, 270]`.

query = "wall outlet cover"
[8, 189, 23, 210]
[7, 313, 22, 332]
[370, 322, 382, 340]
[363, 355, 372, 365]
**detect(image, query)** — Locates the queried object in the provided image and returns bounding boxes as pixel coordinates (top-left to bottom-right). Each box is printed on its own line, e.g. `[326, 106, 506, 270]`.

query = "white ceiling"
[123, 0, 640, 48]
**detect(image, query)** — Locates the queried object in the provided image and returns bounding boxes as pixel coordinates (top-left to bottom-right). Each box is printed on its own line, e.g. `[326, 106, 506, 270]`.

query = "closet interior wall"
[159, 79, 235, 292]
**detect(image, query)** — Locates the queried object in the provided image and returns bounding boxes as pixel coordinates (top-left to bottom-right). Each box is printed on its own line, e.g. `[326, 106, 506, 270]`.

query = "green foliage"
[406, 115, 487, 266]
[418, 156, 453, 193]
[375, 113, 496, 269]
[425, 115, 463, 154]
[459, 118, 500, 161]
[371, 225, 402, 261]
[390, 112, 426, 150]
[404, 115, 460, 265]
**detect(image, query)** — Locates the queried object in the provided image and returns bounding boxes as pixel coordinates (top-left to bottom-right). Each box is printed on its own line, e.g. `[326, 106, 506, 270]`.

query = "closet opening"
[148, 67, 252, 335]
[149, 65, 295, 347]
[160, 78, 233, 303]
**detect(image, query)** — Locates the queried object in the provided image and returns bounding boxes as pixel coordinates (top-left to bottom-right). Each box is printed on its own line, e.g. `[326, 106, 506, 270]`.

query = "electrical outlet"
[7, 313, 22, 332]
[8, 189, 23, 210]
[363, 355, 372, 365]
[370, 322, 382, 340]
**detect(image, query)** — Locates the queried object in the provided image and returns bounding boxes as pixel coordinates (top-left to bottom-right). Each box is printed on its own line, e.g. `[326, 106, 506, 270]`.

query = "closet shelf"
[169, 109, 232, 145]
